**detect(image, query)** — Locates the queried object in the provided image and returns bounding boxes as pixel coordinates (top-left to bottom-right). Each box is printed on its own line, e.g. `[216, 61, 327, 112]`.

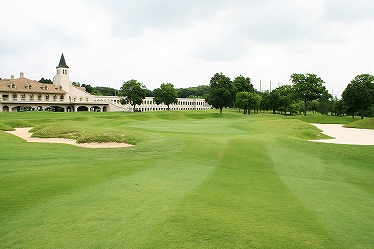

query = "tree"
[291, 73, 331, 116]
[247, 92, 262, 114]
[38, 78, 53, 84]
[235, 92, 250, 114]
[268, 89, 281, 114]
[235, 92, 261, 115]
[153, 83, 178, 110]
[177, 85, 210, 98]
[272, 85, 296, 115]
[207, 72, 236, 113]
[310, 100, 319, 114]
[119, 79, 147, 112]
[233, 75, 255, 93]
[81, 84, 93, 93]
[342, 74, 374, 119]
[91, 86, 117, 96]
[259, 90, 271, 112]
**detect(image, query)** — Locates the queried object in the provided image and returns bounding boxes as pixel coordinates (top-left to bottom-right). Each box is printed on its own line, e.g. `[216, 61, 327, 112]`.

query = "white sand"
[310, 123, 374, 145]
[5, 128, 133, 148]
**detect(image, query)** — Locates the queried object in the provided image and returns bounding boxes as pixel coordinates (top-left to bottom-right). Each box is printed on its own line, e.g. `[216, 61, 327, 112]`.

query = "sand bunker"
[310, 123, 374, 145]
[5, 128, 133, 148]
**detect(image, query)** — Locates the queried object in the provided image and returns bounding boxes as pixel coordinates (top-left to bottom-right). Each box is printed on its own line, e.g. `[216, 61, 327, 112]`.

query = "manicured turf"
[0, 110, 373, 248]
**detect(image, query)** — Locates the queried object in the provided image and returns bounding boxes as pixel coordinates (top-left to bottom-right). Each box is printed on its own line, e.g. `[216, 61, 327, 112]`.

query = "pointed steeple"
[56, 53, 69, 68]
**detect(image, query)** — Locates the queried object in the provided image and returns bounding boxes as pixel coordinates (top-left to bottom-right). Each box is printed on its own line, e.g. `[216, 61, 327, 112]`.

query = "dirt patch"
[310, 123, 374, 145]
[5, 128, 133, 148]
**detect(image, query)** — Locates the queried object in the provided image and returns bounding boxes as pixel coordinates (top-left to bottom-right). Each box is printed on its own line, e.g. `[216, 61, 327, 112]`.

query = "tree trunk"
[133, 105, 136, 112]
[304, 100, 307, 116]
[361, 108, 364, 119]
[220, 107, 223, 113]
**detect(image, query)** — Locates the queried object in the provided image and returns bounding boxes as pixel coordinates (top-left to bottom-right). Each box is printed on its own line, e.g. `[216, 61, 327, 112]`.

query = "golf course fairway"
[0, 110, 373, 248]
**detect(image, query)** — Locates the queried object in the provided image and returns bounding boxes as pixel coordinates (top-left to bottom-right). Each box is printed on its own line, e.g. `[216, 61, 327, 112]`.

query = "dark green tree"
[207, 72, 236, 113]
[291, 73, 331, 116]
[259, 90, 271, 112]
[119, 79, 147, 112]
[92, 86, 116, 96]
[233, 75, 255, 93]
[310, 100, 319, 114]
[269, 89, 281, 114]
[177, 85, 210, 98]
[247, 92, 262, 114]
[272, 85, 296, 115]
[153, 83, 178, 110]
[342, 74, 374, 119]
[38, 78, 53, 84]
[235, 92, 251, 114]
[81, 84, 93, 93]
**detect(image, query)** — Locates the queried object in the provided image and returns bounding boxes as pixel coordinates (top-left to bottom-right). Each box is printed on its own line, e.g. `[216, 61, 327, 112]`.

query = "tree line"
[206, 72, 374, 119]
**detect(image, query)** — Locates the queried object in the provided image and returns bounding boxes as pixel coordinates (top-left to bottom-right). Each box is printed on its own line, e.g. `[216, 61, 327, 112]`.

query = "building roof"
[56, 53, 69, 68]
[0, 77, 67, 94]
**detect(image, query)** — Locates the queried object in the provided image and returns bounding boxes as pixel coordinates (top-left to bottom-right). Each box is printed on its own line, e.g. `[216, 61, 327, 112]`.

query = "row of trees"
[207, 72, 374, 119]
[206, 72, 331, 115]
[119, 80, 178, 111]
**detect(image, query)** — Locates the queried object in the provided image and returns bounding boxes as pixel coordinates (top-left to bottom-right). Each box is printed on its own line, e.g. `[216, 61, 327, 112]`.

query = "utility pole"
[270, 81, 272, 92]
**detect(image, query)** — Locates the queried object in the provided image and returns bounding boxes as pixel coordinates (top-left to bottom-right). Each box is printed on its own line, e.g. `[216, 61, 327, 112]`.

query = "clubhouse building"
[0, 54, 211, 112]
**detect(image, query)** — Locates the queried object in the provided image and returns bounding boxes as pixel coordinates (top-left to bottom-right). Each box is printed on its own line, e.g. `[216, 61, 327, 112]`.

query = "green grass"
[345, 118, 374, 129]
[0, 110, 373, 248]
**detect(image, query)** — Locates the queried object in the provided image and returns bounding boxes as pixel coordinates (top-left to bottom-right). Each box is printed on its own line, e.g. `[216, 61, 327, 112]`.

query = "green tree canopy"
[81, 84, 93, 93]
[233, 75, 255, 93]
[235, 92, 251, 114]
[342, 74, 374, 119]
[291, 73, 331, 116]
[259, 90, 271, 112]
[153, 83, 178, 110]
[207, 72, 236, 113]
[119, 79, 147, 112]
[272, 85, 296, 115]
[177, 85, 210, 98]
[38, 78, 53, 84]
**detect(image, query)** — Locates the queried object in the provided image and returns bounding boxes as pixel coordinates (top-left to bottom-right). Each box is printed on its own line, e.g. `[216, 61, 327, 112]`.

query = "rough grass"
[30, 123, 131, 144]
[0, 110, 373, 248]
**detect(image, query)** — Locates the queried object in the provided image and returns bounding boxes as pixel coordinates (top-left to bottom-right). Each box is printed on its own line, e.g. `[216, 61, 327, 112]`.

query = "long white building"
[0, 54, 211, 112]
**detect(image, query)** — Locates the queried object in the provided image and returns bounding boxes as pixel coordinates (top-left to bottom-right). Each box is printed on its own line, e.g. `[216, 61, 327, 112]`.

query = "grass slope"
[0, 110, 373, 248]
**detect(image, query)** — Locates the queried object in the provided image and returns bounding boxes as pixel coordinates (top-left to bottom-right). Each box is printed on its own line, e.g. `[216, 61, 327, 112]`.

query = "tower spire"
[56, 53, 69, 68]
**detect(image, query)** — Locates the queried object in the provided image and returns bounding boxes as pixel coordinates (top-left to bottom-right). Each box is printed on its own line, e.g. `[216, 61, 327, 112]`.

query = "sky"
[0, 0, 373, 97]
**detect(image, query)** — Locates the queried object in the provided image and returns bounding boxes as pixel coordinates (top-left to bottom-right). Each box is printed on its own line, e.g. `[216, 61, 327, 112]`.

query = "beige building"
[0, 54, 211, 112]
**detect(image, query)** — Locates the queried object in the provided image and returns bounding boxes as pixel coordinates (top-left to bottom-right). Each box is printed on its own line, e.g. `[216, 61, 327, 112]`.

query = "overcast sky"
[1, 0, 373, 97]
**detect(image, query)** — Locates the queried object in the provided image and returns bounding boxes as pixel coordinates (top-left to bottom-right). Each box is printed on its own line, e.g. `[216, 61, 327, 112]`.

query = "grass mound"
[2, 119, 33, 128]
[30, 122, 131, 144]
[345, 117, 374, 129]
[0, 123, 14, 131]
